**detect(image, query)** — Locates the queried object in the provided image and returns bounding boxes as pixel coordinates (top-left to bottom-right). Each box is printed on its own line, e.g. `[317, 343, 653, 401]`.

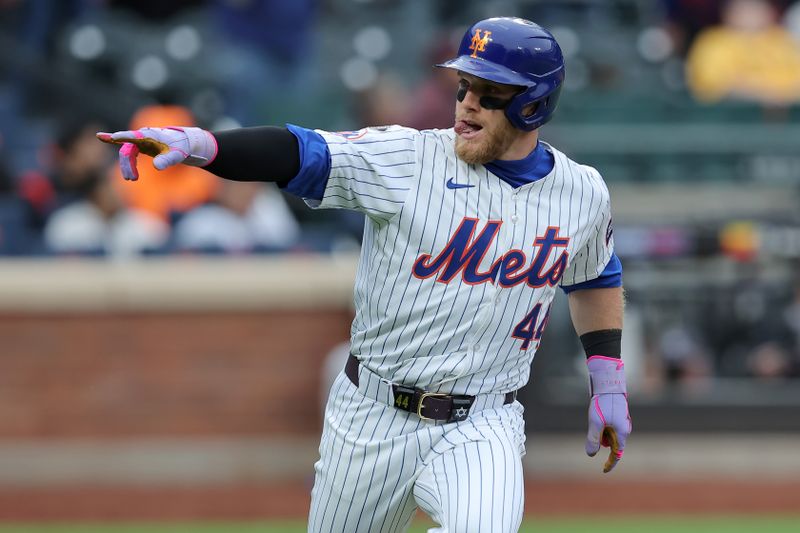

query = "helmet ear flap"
[505, 84, 563, 131]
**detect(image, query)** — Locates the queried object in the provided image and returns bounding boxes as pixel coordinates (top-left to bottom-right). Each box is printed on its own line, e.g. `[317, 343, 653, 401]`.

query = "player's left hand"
[585, 356, 632, 473]
[96, 126, 217, 181]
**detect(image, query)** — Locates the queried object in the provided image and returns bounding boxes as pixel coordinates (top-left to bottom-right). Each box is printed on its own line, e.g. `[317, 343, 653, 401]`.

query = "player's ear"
[522, 102, 539, 118]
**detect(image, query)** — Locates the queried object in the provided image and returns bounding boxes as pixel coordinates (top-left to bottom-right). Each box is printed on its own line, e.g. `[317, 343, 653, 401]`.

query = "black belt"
[345, 354, 517, 423]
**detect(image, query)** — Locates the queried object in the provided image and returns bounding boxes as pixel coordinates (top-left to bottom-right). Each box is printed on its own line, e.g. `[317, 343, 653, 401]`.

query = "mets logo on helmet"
[469, 29, 492, 58]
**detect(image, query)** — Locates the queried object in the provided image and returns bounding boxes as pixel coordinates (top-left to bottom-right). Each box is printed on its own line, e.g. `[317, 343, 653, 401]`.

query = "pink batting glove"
[96, 126, 217, 181]
[586, 356, 632, 473]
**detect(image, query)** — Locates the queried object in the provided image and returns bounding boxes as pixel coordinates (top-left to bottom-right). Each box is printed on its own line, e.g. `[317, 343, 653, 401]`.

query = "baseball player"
[98, 17, 631, 533]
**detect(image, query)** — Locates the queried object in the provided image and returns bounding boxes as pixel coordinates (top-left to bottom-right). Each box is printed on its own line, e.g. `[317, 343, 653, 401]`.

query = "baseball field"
[0, 517, 799, 533]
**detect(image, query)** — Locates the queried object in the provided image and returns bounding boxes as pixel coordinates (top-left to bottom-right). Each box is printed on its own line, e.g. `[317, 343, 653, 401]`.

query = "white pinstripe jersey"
[311, 125, 614, 396]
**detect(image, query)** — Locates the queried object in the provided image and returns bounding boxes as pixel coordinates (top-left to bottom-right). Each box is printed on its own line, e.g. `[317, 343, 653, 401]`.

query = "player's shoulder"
[317, 125, 455, 147]
[546, 142, 609, 195]
[419, 127, 456, 141]
[419, 128, 457, 154]
[320, 124, 421, 144]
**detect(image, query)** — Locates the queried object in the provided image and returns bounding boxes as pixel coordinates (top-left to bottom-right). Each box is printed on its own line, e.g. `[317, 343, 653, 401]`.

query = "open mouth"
[455, 119, 483, 140]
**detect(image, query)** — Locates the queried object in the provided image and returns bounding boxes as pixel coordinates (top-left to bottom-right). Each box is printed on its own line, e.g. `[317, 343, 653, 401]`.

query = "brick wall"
[0, 310, 352, 438]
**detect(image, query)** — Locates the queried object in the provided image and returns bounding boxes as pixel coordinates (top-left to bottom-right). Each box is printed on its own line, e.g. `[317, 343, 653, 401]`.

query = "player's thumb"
[153, 149, 188, 170]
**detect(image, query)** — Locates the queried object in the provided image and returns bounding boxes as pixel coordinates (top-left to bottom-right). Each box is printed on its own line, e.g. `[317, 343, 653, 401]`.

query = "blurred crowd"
[649, 274, 800, 388]
[0, 0, 335, 257]
[680, 0, 800, 110]
[2, 0, 800, 384]
[1, 0, 800, 257]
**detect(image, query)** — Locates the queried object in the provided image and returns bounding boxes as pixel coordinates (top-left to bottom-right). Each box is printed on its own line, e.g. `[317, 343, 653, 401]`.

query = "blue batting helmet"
[437, 17, 565, 131]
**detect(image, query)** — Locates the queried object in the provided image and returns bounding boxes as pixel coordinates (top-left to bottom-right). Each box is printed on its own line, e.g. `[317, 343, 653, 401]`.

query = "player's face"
[454, 74, 521, 165]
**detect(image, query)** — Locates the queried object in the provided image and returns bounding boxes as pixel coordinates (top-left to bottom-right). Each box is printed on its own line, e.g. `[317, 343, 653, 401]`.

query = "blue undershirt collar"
[484, 141, 554, 189]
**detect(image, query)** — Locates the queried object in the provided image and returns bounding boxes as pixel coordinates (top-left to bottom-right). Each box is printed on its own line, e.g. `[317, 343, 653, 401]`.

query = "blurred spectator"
[705, 264, 800, 378]
[173, 181, 301, 253]
[0, 144, 34, 255]
[43, 169, 169, 257]
[15, 169, 56, 234]
[17, 115, 109, 241]
[685, 0, 800, 105]
[747, 341, 792, 380]
[656, 325, 713, 385]
[50, 116, 112, 204]
[112, 104, 219, 222]
[407, 33, 459, 130]
[353, 73, 412, 127]
[746, 277, 800, 379]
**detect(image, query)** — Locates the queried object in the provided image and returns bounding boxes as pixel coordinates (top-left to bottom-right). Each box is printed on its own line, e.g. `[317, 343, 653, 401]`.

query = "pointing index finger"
[96, 131, 169, 158]
[96, 131, 141, 145]
[96, 132, 123, 145]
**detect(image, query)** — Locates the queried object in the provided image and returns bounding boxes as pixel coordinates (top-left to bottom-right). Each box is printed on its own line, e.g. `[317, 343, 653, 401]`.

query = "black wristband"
[580, 329, 622, 359]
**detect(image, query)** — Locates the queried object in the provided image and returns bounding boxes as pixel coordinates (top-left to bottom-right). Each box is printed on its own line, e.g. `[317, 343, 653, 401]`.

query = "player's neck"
[496, 130, 539, 162]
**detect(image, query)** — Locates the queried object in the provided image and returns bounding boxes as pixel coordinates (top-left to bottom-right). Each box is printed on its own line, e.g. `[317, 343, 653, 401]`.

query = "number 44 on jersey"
[512, 303, 552, 350]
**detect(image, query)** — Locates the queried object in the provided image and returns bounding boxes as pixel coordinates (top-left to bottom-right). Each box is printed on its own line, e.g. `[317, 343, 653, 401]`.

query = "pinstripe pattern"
[312, 127, 613, 394]
[307, 126, 614, 532]
[414, 434, 524, 533]
[309, 373, 526, 533]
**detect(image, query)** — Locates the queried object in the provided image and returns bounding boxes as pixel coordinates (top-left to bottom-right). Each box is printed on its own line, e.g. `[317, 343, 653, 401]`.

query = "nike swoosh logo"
[446, 178, 475, 190]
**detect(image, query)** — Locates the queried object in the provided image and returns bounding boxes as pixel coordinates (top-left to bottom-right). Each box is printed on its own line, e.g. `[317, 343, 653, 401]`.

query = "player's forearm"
[204, 126, 300, 186]
[567, 286, 624, 337]
[573, 285, 629, 473]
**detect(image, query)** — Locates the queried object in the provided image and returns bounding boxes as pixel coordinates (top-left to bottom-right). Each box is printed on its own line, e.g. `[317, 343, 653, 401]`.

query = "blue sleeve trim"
[561, 252, 623, 294]
[281, 124, 331, 201]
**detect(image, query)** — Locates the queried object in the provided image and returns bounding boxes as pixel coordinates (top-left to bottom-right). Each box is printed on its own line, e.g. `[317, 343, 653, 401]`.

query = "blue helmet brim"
[436, 56, 533, 88]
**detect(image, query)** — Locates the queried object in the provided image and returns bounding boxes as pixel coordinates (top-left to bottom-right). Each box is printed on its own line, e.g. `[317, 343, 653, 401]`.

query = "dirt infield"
[0, 479, 797, 521]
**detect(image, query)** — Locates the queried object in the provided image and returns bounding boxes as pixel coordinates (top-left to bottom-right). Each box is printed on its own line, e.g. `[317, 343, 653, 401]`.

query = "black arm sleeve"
[203, 126, 300, 187]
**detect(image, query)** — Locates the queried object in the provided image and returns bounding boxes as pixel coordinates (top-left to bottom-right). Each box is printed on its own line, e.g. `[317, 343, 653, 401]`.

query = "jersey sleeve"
[561, 252, 622, 293]
[312, 126, 418, 221]
[560, 169, 618, 288]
